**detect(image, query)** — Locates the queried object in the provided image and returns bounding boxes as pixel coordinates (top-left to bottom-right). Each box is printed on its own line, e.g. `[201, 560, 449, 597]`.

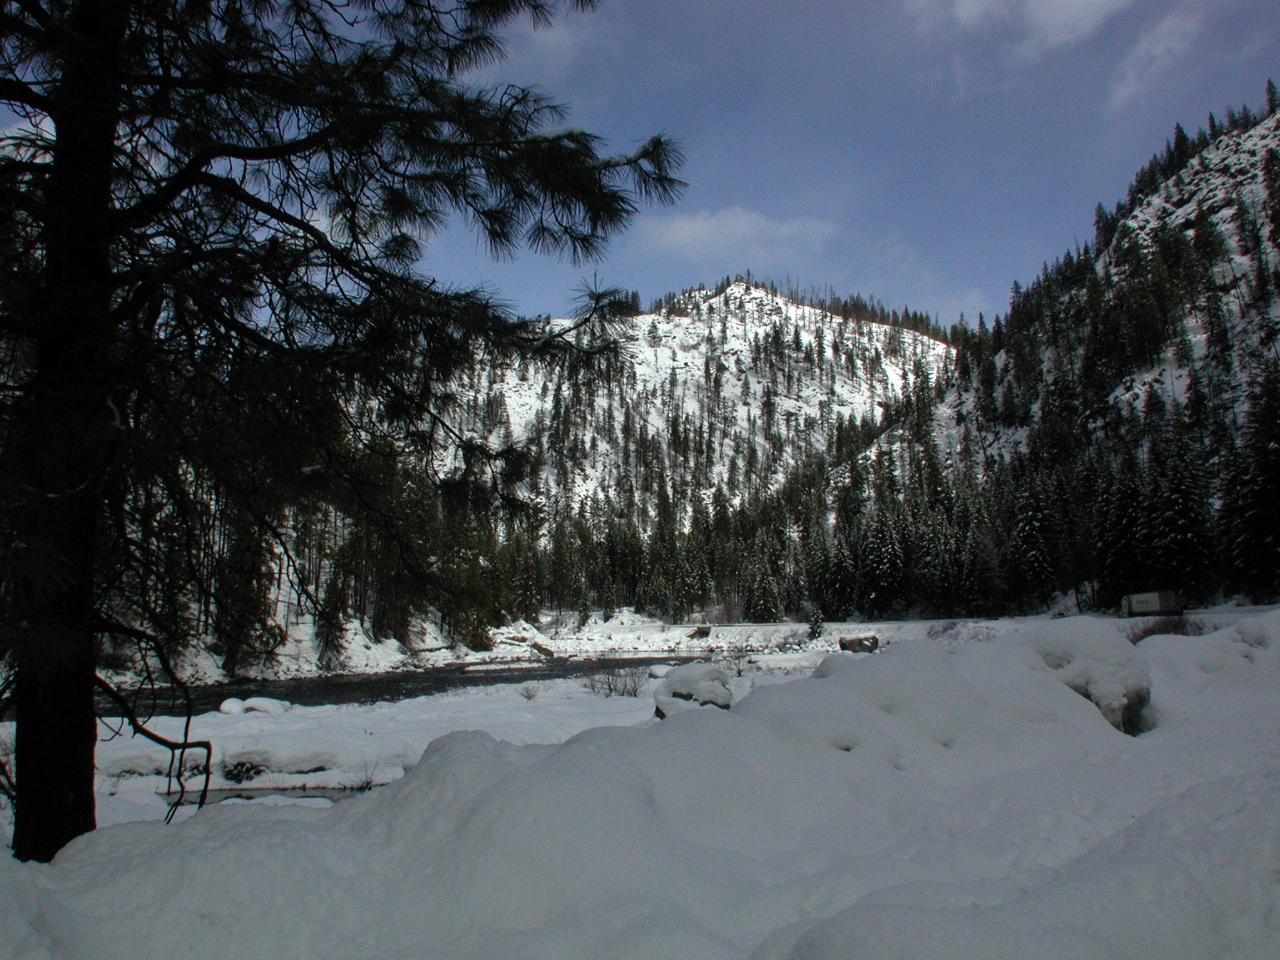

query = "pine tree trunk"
[10, 1, 126, 863]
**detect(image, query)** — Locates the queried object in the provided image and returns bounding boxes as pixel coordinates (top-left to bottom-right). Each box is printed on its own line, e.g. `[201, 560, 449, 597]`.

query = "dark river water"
[95, 655, 701, 718]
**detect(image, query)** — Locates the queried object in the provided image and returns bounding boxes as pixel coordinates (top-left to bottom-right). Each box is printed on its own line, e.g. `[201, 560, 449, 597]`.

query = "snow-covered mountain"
[457, 281, 953, 520]
[331, 105, 1279, 645]
[883, 107, 1280, 616]
[941, 109, 1280, 465]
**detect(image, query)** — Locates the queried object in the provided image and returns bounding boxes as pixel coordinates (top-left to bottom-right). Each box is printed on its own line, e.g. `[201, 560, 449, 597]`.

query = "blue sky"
[427, 0, 1280, 326]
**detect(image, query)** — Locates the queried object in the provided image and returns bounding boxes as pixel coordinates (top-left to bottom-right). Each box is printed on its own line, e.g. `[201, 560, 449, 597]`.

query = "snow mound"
[752, 773, 1280, 960]
[217, 695, 293, 716]
[242, 696, 292, 715]
[810, 652, 863, 678]
[654, 661, 732, 718]
[488, 620, 555, 656]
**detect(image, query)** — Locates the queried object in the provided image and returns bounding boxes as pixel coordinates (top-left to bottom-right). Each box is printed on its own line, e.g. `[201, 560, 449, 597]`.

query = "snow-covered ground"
[4, 610, 1279, 959]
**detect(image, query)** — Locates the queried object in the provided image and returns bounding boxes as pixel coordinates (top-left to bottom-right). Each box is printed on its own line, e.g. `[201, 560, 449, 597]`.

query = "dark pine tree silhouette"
[0, 0, 681, 862]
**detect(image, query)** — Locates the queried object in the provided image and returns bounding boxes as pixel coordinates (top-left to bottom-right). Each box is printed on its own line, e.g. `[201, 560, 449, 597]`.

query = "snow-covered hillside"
[1115, 108, 1280, 393]
[463, 281, 952, 511]
[940, 109, 1280, 465]
[90, 111, 1280, 683]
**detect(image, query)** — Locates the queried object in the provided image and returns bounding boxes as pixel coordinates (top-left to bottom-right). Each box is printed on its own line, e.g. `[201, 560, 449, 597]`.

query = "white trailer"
[1120, 591, 1183, 617]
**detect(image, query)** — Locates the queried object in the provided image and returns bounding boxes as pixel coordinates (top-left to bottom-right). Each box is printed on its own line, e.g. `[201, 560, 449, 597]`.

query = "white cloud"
[1108, 9, 1204, 109]
[907, 0, 1138, 54]
[1020, 0, 1138, 51]
[633, 206, 840, 270]
[473, 9, 600, 87]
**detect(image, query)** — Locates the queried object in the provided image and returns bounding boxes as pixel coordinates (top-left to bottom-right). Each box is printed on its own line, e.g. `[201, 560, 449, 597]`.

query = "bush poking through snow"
[222, 759, 268, 784]
[1028, 623, 1152, 735]
[1126, 615, 1207, 645]
[582, 666, 647, 698]
[346, 763, 378, 793]
[715, 643, 750, 677]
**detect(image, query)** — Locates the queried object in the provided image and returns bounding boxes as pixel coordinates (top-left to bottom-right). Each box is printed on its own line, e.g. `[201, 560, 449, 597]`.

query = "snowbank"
[3, 613, 1279, 959]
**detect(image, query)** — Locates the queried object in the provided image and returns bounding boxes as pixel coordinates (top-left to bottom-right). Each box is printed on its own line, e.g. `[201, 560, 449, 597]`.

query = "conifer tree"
[860, 508, 904, 618]
[1232, 364, 1280, 599]
[745, 553, 783, 624]
[1098, 452, 1148, 607]
[1144, 406, 1214, 599]
[0, 0, 682, 862]
[1006, 485, 1055, 610]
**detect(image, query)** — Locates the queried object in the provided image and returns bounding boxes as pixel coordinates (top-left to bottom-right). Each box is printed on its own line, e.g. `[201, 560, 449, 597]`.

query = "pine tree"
[1233, 364, 1280, 599]
[918, 508, 960, 614]
[1149, 407, 1198, 586]
[1098, 452, 1148, 607]
[860, 509, 903, 618]
[801, 519, 831, 616]
[826, 531, 858, 619]
[746, 557, 783, 624]
[1006, 485, 1055, 610]
[0, 0, 682, 862]
[953, 476, 1002, 615]
[807, 606, 824, 640]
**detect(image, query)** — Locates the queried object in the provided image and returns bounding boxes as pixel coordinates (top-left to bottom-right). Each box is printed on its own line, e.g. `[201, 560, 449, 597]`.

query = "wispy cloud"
[633, 206, 839, 271]
[473, 9, 600, 87]
[936, 287, 996, 325]
[1019, 0, 1139, 52]
[907, 0, 1138, 55]
[1108, 9, 1205, 110]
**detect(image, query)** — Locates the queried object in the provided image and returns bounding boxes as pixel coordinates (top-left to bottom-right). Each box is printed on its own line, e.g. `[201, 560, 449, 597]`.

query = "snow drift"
[3, 614, 1278, 959]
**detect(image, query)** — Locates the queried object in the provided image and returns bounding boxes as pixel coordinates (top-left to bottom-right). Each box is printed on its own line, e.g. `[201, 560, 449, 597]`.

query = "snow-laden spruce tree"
[0, 0, 681, 863]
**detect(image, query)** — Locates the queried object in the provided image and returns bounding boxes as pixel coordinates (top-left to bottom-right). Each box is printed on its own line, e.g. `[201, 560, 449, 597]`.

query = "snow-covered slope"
[940, 110, 1280, 465]
[462, 281, 952, 511]
[5, 611, 1278, 959]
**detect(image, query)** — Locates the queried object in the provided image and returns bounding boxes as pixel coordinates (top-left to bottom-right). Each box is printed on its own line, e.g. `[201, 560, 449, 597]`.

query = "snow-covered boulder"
[837, 634, 879, 653]
[653, 662, 732, 719]
[218, 697, 246, 715]
[1233, 618, 1270, 650]
[242, 696, 292, 715]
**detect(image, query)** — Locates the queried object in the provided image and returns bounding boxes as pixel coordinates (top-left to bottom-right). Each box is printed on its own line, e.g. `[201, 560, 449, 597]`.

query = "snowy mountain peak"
[462, 281, 954, 518]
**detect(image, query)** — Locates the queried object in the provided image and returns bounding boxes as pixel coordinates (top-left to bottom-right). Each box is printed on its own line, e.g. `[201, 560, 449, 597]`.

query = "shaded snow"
[3, 612, 1279, 959]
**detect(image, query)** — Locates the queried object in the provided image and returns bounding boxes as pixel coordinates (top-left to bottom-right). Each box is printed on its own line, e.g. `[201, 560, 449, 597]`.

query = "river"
[95, 655, 702, 718]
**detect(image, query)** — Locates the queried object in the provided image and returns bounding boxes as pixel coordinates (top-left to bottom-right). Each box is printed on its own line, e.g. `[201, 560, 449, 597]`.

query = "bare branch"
[94, 674, 211, 821]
